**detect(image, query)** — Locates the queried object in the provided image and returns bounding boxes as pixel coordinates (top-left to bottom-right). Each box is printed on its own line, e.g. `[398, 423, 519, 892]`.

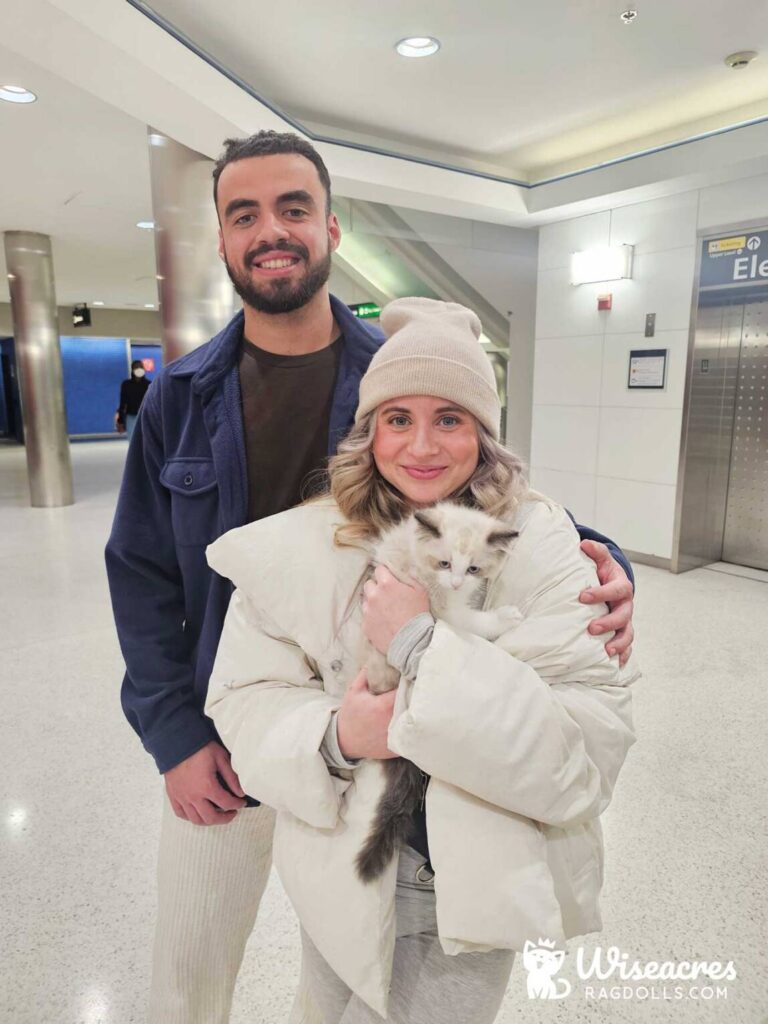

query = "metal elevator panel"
[722, 301, 768, 570]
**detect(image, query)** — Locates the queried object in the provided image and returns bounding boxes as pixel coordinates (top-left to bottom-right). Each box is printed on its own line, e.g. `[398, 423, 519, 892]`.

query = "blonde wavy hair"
[317, 408, 529, 548]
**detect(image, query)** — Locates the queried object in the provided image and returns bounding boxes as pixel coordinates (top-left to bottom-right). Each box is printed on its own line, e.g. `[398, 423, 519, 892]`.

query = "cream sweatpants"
[149, 797, 318, 1024]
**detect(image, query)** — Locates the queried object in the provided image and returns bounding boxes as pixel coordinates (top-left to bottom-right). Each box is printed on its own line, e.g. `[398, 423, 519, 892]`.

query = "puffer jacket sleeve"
[205, 588, 346, 829]
[387, 504, 637, 829]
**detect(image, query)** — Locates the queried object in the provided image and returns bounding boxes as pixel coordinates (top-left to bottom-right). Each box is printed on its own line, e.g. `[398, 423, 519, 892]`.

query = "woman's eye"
[467, 565, 480, 575]
[389, 416, 409, 427]
[438, 560, 451, 570]
[439, 415, 458, 426]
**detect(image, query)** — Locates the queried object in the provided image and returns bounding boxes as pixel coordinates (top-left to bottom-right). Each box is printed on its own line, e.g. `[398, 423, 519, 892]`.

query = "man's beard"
[224, 241, 332, 315]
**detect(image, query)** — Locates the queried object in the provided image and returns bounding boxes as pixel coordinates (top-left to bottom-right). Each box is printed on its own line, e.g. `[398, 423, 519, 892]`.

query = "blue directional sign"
[700, 229, 768, 289]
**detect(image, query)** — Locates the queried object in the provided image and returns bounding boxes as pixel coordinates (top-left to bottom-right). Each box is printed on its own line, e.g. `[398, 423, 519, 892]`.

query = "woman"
[205, 298, 637, 1023]
[115, 359, 150, 439]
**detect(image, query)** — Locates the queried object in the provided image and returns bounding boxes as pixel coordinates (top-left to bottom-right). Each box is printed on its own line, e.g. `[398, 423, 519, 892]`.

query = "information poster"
[628, 349, 667, 389]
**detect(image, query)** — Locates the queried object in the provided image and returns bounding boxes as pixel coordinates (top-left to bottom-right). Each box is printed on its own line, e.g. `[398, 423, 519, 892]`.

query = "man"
[105, 131, 635, 1024]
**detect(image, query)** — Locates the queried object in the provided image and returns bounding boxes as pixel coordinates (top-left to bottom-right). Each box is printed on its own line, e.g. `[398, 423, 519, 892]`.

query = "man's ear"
[327, 212, 341, 254]
[217, 230, 225, 262]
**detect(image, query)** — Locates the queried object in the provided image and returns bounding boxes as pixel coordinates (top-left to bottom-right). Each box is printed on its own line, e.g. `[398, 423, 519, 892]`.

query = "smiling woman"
[204, 296, 637, 1023]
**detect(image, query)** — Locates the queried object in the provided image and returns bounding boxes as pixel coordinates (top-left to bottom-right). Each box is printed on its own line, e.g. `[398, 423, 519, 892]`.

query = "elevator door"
[722, 300, 768, 570]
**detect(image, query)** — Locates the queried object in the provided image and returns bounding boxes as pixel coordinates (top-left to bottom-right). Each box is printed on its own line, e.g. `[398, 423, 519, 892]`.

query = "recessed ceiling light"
[92, 301, 105, 306]
[0, 84, 37, 104]
[395, 37, 440, 58]
[724, 50, 758, 69]
[620, 9, 637, 23]
[148, 132, 166, 147]
[136, 220, 155, 230]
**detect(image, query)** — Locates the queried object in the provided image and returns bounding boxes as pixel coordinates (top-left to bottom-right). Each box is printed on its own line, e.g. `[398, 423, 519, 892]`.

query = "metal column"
[147, 129, 238, 364]
[4, 231, 74, 507]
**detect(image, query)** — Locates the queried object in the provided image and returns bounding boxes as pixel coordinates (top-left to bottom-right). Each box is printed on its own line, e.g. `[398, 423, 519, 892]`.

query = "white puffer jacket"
[205, 496, 637, 1016]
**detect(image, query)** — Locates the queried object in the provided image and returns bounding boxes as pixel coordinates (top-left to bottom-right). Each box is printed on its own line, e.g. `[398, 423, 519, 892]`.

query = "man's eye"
[285, 208, 307, 218]
[438, 560, 451, 569]
[235, 214, 255, 226]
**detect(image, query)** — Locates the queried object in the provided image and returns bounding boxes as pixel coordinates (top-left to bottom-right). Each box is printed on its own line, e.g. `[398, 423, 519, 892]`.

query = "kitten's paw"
[494, 605, 524, 631]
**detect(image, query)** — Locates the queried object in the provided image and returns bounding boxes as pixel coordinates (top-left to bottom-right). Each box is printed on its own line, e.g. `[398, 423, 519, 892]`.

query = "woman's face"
[372, 395, 480, 507]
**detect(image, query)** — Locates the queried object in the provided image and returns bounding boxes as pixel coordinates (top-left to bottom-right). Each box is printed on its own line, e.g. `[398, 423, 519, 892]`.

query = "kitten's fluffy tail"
[356, 759, 424, 883]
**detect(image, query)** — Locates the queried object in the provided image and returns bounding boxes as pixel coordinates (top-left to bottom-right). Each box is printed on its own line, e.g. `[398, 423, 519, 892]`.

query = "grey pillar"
[4, 231, 74, 507]
[147, 129, 238, 364]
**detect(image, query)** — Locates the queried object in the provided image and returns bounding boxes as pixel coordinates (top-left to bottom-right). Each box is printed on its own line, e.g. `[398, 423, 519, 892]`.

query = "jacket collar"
[168, 295, 383, 396]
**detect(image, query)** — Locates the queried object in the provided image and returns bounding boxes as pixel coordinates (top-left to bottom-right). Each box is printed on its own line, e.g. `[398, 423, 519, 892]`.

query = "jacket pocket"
[160, 458, 219, 547]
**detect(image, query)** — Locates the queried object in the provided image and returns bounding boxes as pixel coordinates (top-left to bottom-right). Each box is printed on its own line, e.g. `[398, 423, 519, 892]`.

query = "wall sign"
[628, 349, 667, 389]
[699, 229, 768, 289]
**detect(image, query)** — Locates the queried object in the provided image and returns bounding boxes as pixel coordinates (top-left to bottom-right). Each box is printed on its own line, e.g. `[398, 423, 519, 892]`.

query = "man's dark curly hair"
[212, 131, 332, 215]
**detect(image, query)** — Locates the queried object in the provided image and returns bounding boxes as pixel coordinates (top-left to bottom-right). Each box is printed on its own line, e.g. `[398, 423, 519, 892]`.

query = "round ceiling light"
[136, 220, 155, 230]
[0, 84, 37, 104]
[395, 37, 440, 58]
[724, 50, 758, 69]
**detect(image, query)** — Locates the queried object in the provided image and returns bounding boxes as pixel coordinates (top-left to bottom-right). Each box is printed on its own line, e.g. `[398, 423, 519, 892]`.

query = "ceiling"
[0, 42, 157, 308]
[2, 0, 768, 309]
[141, 0, 768, 178]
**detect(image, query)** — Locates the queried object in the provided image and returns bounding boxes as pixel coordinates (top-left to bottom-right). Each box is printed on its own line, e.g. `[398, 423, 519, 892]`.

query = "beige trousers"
[149, 797, 318, 1024]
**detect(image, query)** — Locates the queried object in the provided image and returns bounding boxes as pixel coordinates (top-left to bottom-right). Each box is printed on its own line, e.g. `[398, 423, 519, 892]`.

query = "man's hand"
[164, 741, 247, 825]
[362, 565, 430, 655]
[336, 669, 398, 761]
[579, 540, 634, 667]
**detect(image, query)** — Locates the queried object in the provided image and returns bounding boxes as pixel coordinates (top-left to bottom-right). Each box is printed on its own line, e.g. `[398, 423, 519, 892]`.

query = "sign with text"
[700, 229, 768, 289]
[628, 349, 667, 389]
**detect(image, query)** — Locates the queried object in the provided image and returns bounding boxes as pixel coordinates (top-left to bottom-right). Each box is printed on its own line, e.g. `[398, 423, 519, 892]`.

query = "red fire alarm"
[597, 294, 613, 311]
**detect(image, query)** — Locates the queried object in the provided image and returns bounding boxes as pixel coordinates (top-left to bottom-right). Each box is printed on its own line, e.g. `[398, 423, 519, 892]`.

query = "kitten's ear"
[414, 510, 441, 538]
[488, 528, 519, 550]
[523, 940, 536, 954]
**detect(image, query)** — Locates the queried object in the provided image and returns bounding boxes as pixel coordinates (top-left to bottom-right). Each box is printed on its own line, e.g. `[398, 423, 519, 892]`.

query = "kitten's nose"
[451, 577, 463, 590]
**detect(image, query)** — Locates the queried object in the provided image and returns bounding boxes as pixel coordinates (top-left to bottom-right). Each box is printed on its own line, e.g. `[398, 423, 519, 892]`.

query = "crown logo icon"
[537, 938, 557, 949]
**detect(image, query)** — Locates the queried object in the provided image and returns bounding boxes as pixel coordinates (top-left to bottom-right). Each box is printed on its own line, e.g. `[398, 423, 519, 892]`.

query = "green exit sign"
[349, 302, 381, 320]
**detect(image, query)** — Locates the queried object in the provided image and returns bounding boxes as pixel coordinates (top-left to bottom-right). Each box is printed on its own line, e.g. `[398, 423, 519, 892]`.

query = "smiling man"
[105, 131, 635, 1024]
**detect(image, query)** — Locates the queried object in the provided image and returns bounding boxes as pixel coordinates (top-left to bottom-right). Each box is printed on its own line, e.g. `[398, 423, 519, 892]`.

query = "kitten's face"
[415, 508, 516, 592]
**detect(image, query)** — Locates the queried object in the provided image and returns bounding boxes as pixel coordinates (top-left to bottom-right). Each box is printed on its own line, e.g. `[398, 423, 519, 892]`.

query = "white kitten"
[363, 501, 522, 695]
[356, 501, 522, 883]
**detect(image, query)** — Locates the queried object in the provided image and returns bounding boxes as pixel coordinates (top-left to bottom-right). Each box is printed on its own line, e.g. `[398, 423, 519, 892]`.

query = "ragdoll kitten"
[355, 501, 522, 883]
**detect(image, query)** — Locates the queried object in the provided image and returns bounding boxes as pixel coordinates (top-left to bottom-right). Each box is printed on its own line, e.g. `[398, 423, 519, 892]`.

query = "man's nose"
[255, 212, 290, 244]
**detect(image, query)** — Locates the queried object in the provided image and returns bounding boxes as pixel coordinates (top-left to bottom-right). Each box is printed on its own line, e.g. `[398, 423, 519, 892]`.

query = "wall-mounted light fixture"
[571, 244, 634, 285]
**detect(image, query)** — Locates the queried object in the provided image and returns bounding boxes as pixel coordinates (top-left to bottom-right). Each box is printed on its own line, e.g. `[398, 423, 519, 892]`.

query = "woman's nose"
[408, 428, 439, 457]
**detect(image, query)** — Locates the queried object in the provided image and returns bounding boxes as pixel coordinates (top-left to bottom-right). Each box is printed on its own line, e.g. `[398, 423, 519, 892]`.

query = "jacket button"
[331, 659, 343, 672]
[184, 473, 194, 486]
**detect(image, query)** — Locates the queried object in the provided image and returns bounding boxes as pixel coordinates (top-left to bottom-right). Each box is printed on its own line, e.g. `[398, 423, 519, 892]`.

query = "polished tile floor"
[1, 442, 766, 1024]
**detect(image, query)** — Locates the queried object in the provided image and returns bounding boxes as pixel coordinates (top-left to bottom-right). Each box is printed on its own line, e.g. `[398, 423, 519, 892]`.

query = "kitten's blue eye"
[438, 560, 450, 569]
[467, 565, 480, 574]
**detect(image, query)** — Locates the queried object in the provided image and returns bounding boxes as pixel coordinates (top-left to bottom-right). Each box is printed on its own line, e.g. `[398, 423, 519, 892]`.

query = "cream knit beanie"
[355, 297, 501, 439]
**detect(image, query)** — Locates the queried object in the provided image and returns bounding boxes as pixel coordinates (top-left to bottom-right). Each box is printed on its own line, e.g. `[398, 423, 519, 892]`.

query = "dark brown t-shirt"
[238, 334, 343, 523]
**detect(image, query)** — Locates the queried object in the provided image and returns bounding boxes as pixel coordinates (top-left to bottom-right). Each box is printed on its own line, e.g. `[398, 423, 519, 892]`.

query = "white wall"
[530, 171, 768, 560]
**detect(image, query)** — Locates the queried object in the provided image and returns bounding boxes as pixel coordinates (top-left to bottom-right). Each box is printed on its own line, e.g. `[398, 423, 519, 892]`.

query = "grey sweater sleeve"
[320, 712, 361, 771]
[387, 612, 436, 681]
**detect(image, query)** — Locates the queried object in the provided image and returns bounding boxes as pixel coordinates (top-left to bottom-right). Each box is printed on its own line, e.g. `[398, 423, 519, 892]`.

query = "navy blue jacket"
[106, 295, 633, 776]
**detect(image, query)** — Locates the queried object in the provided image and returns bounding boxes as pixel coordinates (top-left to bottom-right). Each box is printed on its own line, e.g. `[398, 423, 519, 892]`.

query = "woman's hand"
[336, 669, 399, 761]
[579, 540, 634, 667]
[361, 565, 430, 655]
